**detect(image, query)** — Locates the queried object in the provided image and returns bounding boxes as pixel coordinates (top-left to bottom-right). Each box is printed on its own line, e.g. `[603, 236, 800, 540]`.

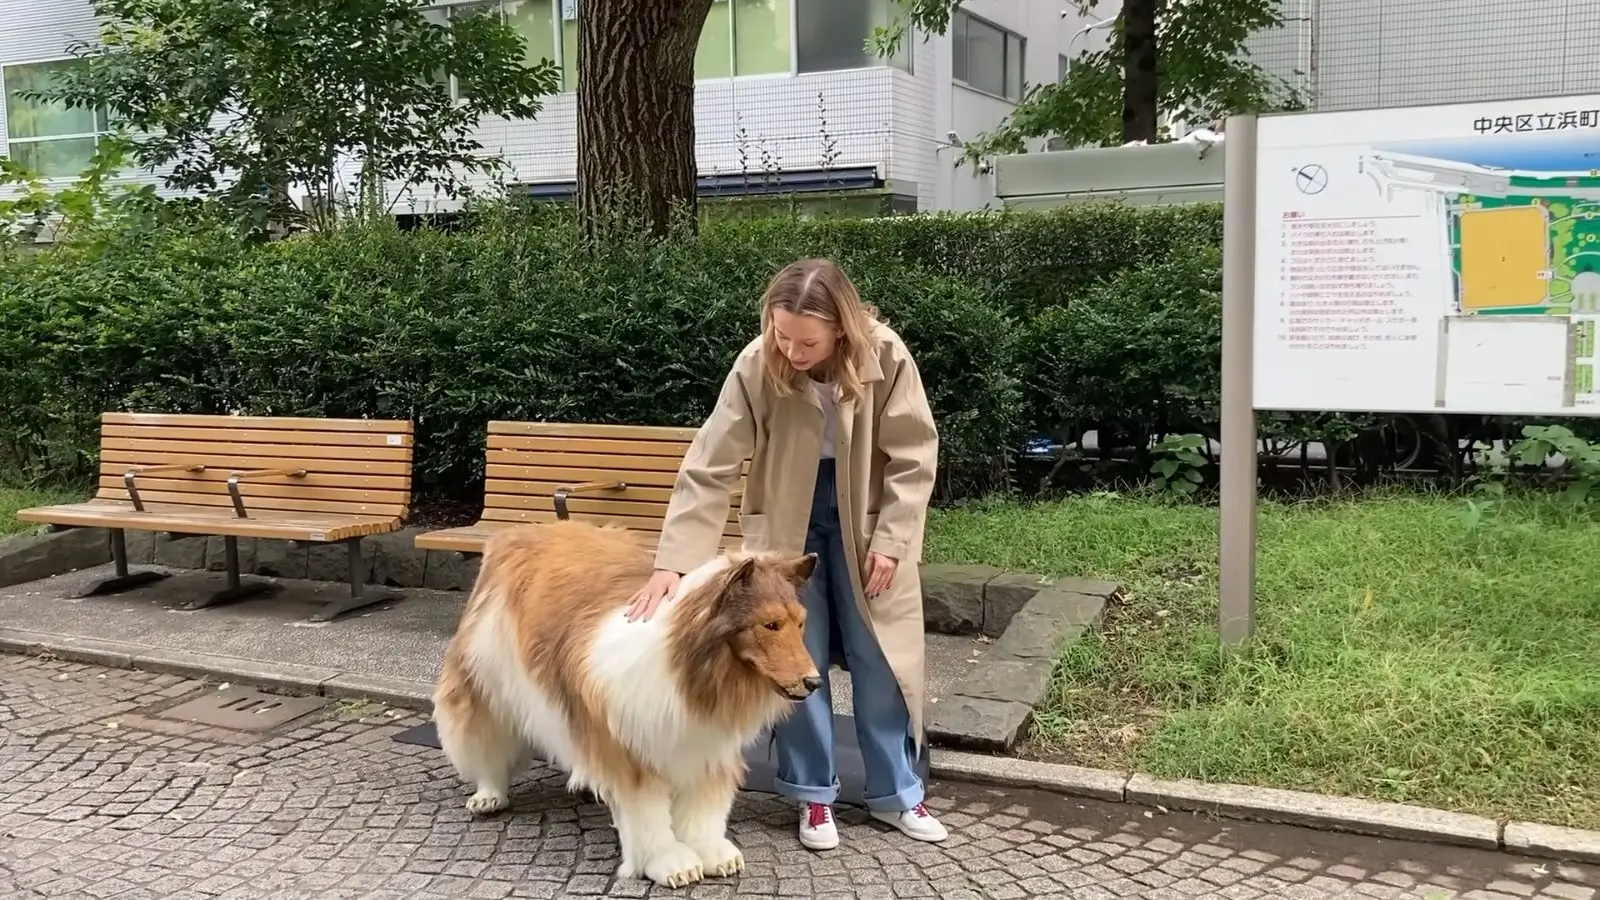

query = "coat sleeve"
[870, 341, 939, 564]
[653, 360, 758, 574]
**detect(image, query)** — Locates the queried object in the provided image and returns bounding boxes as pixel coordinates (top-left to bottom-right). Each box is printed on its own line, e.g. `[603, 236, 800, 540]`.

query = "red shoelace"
[806, 803, 832, 828]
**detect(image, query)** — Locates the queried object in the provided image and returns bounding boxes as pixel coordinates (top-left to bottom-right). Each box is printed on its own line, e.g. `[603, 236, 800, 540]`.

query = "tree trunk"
[1121, 0, 1160, 143]
[576, 0, 712, 237]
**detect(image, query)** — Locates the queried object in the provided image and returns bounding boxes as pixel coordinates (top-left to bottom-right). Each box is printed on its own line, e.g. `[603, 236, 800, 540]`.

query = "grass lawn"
[0, 487, 84, 538]
[925, 488, 1600, 830]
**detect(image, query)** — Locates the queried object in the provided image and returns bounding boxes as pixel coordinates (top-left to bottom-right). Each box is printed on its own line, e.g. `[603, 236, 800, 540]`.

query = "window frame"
[793, 0, 913, 77]
[951, 10, 1025, 102]
[430, 0, 912, 93]
[696, 0, 799, 82]
[1, 56, 112, 181]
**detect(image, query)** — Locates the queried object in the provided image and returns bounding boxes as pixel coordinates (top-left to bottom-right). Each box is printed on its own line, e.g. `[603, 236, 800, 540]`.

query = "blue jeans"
[771, 459, 924, 812]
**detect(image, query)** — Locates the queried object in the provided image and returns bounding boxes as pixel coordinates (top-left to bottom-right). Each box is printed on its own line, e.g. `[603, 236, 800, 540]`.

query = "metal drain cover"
[153, 686, 327, 732]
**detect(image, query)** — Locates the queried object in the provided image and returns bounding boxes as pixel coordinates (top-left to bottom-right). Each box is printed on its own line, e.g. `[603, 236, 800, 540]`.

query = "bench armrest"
[123, 463, 206, 512]
[552, 480, 627, 520]
[227, 467, 308, 518]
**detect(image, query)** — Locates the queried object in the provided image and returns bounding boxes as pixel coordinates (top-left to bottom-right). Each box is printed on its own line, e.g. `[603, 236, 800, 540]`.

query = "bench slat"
[88, 413, 415, 523]
[479, 480, 675, 502]
[483, 492, 682, 519]
[96, 486, 405, 517]
[99, 449, 411, 477]
[16, 501, 398, 542]
[487, 435, 692, 457]
[104, 412, 413, 434]
[414, 420, 748, 557]
[485, 464, 681, 488]
[96, 475, 409, 502]
[485, 449, 685, 473]
[102, 436, 413, 462]
[101, 423, 414, 448]
[414, 521, 742, 554]
[480, 486, 742, 522]
[481, 506, 741, 535]
[488, 421, 700, 441]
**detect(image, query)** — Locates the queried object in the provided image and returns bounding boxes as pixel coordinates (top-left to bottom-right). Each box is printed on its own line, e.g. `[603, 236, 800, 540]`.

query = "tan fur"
[432, 519, 819, 886]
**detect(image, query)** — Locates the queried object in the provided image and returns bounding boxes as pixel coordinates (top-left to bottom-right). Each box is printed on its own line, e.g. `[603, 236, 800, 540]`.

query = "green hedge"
[0, 199, 1275, 497]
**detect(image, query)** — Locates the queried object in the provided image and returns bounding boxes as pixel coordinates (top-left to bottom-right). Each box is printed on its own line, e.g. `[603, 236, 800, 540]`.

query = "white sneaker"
[870, 803, 949, 842]
[798, 802, 839, 851]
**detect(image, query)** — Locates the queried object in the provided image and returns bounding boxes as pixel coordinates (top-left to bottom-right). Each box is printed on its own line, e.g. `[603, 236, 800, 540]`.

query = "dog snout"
[802, 675, 822, 693]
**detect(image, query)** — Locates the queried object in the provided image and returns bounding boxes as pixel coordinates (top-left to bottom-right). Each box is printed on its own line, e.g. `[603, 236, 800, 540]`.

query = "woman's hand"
[625, 569, 682, 622]
[863, 551, 898, 598]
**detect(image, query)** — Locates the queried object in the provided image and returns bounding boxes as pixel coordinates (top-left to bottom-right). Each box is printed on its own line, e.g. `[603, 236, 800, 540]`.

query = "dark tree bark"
[1121, 0, 1161, 143]
[576, 0, 713, 237]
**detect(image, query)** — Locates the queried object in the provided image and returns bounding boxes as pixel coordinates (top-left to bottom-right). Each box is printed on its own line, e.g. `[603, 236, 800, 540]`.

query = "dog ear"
[725, 555, 758, 587]
[782, 552, 818, 585]
[714, 556, 759, 604]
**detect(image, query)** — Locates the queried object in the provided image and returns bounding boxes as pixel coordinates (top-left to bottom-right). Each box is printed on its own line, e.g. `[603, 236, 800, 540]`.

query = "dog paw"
[692, 837, 744, 878]
[465, 789, 509, 815]
[642, 842, 704, 888]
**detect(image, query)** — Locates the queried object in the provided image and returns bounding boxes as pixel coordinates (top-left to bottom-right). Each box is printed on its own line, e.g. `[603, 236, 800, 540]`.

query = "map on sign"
[1252, 94, 1600, 416]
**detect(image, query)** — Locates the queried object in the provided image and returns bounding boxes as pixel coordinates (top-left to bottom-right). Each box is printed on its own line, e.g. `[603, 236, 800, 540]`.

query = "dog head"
[707, 553, 821, 701]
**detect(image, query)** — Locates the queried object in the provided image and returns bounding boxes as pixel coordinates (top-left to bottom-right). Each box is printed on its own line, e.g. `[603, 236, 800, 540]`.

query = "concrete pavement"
[1, 654, 1595, 900]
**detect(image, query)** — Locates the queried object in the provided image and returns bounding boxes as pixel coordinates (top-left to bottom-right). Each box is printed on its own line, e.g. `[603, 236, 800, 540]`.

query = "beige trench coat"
[654, 321, 939, 748]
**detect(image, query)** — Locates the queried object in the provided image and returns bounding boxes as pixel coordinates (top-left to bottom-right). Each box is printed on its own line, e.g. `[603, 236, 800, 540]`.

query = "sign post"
[1220, 94, 1600, 647]
[1218, 113, 1259, 647]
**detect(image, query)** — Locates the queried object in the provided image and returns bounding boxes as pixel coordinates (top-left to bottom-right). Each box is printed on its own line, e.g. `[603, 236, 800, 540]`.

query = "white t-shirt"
[812, 379, 838, 459]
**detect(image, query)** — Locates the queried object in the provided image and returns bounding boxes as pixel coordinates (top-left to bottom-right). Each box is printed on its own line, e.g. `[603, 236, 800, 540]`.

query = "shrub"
[0, 205, 1027, 496]
[5, 198, 1548, 502]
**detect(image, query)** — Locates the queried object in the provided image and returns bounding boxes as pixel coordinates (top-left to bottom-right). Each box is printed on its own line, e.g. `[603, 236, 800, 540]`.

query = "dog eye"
[764, 622, 782, 631]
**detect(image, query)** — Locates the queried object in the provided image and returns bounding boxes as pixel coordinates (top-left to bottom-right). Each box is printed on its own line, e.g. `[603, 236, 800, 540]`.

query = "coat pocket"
[737, 512, 770, 552]
[860, 512, 881, 555]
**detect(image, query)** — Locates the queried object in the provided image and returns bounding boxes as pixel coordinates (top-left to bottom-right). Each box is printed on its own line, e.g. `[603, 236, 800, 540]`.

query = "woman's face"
[770, 308, 839, 373]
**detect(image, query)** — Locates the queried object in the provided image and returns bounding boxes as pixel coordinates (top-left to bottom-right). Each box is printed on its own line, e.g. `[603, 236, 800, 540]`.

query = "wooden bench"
[414, 422, 745, 557]
[15, 412, 416, 622]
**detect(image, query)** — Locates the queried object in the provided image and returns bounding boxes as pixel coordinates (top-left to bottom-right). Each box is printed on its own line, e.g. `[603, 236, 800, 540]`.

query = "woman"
[624, 257, 948, 851]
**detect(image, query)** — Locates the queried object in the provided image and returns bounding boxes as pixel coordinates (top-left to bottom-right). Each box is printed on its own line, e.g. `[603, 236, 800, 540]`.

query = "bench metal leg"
[308, 537, 401, 623]
[181, 535, 277, 610]
[71, 529, 169, 598]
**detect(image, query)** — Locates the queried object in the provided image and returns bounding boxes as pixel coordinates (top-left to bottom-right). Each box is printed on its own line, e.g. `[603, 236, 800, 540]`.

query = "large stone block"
[371, 529, 428, 588]
[153, 533, 207, 570]
[254, 539, 308, 580]
[123, 530, 157, 565]
[982, 571, 1050, 637]
[919, 564, 998, 635]
[204, 536, 258, 574]
[927, 695, 1033, 752]
[423, 551, 468, 591]
[953, 658, 1057, 706]
[989, 584, 1107, 661]
[306, 539, 377, 584]
[0, 528, 111, 588]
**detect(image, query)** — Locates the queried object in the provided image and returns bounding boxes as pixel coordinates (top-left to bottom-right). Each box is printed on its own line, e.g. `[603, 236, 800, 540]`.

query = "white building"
[0, 0, 1098, 214]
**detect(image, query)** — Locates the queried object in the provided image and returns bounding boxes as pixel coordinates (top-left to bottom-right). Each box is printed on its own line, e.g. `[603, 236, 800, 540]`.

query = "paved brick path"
[1, 655, 1594, 900]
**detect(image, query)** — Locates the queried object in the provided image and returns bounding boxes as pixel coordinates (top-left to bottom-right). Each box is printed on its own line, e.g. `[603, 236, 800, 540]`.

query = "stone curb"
[0, 627, 436, 711]
[0, 528, 113, 589]
[927, 576, 1117, 753]
[4, 628, 1599, 866]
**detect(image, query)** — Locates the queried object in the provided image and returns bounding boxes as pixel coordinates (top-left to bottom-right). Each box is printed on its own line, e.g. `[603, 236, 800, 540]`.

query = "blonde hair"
[759, 258, 879, 406]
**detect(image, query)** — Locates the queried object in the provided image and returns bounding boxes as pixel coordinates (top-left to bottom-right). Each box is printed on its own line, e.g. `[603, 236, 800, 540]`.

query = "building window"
[796, 0, 911, 75]
[428, 0, 576, 94]
[2, 59, 110, 179]
[952, 11, 1023, 100]
[696, 0, 793, 79]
